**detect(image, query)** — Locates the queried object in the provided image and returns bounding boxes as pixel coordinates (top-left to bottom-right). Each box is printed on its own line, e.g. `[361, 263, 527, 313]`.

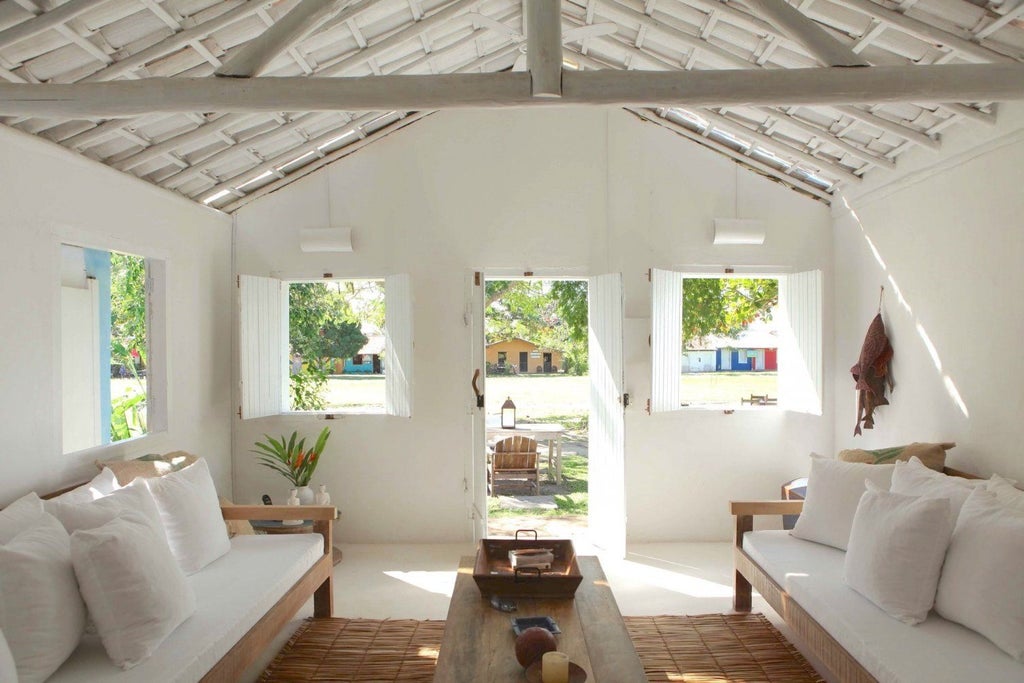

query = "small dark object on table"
[512, 616, 560, 636]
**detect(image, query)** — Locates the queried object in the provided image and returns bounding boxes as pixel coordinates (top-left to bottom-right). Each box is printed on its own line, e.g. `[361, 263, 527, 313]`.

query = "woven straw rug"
[260, 613, 823, 682]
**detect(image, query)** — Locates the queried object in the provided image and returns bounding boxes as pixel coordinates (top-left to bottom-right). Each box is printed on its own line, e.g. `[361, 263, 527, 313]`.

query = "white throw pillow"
[46, 479, 168, 546]
[791, 456, 896, 550]
[0, 629, 17, 683]
[987, 473, 1024, 511]
[0, 514, 86, 683]
[0, 493, 44, 544]
[42, 468, 121, 510]
[71, 513, 195, 669]
[935, 488, 1024, 661]
[890, 456, 984, 525]
[844, 481, 954, 625]
[143, 458, 229, 574]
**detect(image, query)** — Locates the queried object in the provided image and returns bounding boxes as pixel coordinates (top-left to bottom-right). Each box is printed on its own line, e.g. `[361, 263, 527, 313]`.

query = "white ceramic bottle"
[283, 488, 302, 525]
[315, 484, 331, 506]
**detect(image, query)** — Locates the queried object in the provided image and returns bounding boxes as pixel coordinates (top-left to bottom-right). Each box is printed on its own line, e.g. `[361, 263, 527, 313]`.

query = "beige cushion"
[838, 442, 954, 472]
[218, 498, 255, 537]
[95, 452, 197, 486]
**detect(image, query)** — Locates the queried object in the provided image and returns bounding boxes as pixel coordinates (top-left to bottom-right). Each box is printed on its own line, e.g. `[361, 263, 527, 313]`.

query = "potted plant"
[251, 427, 331, 504]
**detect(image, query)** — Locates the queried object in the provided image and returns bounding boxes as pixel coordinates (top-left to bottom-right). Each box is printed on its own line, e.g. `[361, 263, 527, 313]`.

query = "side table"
[251, 519, 343, 565]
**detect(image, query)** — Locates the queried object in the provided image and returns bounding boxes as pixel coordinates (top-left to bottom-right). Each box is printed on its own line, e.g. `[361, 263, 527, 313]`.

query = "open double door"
[466, 272, 627, 558]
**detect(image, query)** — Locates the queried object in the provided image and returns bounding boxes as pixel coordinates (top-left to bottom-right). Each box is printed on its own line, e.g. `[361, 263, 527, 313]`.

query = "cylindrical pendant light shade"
[300, 227, 353, 252]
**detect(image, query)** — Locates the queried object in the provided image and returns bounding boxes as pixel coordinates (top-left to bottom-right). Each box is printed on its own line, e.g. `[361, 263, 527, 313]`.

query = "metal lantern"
[501, 397, 516, 429]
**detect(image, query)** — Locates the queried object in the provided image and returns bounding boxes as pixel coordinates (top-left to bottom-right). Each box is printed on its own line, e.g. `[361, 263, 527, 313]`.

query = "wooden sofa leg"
[734, 571, 752, 612]
[314, 576, 333, 618]
[734, 513, 753, 612]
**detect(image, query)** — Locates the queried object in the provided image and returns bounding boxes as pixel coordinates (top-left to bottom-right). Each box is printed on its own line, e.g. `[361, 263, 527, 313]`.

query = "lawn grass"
[487, 454, 589, 518]
[680, 371, 778, 407]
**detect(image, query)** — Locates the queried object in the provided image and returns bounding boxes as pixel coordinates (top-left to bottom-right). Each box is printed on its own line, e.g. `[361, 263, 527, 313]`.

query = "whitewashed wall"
[833, 104, 1024, 482]
[233, 108, 833, 543]
[0, 126, 234, 502]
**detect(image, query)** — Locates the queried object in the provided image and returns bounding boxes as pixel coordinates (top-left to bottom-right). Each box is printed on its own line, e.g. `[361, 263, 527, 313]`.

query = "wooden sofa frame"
[32, 483, 335, 683]
[731, 466, 981, 683]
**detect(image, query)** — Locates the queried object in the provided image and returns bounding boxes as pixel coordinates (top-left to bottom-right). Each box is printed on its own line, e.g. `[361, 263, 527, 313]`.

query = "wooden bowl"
[524, 660, 587, 683]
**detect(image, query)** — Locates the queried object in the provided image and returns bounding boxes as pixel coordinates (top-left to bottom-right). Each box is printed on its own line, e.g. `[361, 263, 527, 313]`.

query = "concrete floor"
[246, 541, 834, 682]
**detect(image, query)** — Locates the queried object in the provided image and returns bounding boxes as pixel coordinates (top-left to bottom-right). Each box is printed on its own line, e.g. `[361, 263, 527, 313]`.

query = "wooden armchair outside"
[488, 435, 540, 496]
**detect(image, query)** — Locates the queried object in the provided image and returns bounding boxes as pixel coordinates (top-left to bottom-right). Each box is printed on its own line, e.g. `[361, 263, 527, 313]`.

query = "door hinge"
[474, 272, 481, 286]
[623, 393, 630, 407]
[647, 268, 651, 282]
[645, 398, 651, 415]
[237, 406, 242, 419]
[236, 275, 240, 288]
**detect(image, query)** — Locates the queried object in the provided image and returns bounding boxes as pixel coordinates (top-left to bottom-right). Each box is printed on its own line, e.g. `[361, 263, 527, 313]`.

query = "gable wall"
[233, 108, 833, 543]
[0, 126, 234, 502]
[833, 104, 1024, 481]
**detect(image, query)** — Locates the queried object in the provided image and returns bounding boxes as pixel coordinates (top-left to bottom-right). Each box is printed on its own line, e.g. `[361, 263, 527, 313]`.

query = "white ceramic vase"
[295, 485, 316, 506]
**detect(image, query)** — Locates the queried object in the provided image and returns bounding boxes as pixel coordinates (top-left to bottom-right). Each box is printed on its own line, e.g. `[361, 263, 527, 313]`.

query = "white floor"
[245, 541, 834, 682]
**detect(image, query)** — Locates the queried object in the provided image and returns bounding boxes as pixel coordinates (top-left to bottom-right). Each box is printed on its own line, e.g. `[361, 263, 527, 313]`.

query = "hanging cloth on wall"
[851, 313, 894, 436]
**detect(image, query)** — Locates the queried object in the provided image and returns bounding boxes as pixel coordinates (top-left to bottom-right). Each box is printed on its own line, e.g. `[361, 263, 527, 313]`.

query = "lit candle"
[541, 651, 569, 683]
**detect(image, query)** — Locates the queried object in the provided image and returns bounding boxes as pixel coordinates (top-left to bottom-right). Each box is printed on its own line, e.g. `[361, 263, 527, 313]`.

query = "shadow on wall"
[841, 196, 969, 420]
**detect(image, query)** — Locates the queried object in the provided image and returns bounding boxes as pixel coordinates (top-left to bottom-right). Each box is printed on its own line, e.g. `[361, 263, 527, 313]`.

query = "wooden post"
[527, 0, 562, 97]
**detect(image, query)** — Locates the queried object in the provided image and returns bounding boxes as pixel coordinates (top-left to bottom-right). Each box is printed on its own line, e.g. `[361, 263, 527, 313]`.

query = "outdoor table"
[486, 422, 566, 484]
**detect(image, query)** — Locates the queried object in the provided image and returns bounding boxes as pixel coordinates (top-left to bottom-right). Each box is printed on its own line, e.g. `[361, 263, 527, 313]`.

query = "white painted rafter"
[216, 0, 347, 78]
[737, 0, 868, 66]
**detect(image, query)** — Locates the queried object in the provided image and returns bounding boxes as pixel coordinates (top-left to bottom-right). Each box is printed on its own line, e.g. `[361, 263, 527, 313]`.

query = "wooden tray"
[473, 532, 582, 599]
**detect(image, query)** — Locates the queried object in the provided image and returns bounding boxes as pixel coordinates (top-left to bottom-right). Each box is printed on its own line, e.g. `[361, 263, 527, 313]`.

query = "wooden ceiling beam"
[216, 0, 348, 78]
[737, 0, 868, 66]
[0, 64, 1021, 117]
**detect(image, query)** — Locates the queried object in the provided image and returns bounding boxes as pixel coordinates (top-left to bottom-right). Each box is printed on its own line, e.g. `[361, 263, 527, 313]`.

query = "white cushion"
[791, 456, 895, 550]
[744, 530, 1024, 683]
[987, 474, 1024, 511]
[143, 458, 229, 575]
[0, 629, 17, 683]
[0, 514, 86, 683]
[890, 456, 983, 525]
[0, 493, 44, 544]
[844, 481, 954, 624]
[71, 513, 195, 669]
[43, 469, 120, 509]
[935, 488, 1024, 662]
[46, 479, 168, 547]
[49, 534, 324, 683]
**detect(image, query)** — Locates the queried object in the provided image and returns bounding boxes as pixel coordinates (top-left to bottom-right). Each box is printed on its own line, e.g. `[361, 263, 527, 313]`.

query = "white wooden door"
[468, 271, 487, 540]
[588, 273, 626, 557]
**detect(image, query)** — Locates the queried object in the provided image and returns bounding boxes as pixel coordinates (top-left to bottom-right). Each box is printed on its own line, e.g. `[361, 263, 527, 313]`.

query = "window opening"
[61, 245, 157, 453]
[287, 279, 385, 413]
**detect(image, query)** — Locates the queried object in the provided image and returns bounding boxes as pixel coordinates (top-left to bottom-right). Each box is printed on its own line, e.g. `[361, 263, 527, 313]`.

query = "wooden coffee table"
[433, 555, 647, 682]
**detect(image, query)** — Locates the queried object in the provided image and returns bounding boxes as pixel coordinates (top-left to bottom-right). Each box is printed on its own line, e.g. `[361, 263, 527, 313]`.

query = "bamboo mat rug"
[259, 613, 824, 682]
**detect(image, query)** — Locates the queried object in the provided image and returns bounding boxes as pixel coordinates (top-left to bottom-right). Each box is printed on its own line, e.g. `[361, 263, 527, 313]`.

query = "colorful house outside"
[335, 335, 384, 374]
[485, 338, 563, 373]
[683, 321, 778, 373]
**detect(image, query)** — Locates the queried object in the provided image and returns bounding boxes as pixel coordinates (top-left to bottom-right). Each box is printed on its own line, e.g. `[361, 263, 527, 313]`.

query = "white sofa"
[17, 473, 336, 683]
[48, 532, 325, 682]
[733, 500, 1024, 683]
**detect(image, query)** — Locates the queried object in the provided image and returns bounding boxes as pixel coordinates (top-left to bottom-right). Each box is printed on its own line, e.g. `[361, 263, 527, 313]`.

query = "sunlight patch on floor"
[383, 570, 457, 597]
[616, 560, 733, 598]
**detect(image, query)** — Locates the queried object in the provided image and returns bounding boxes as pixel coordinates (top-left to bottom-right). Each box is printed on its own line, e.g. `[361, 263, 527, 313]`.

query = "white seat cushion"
[48, 534, 324, 683]
[744, 530, 1024, 683]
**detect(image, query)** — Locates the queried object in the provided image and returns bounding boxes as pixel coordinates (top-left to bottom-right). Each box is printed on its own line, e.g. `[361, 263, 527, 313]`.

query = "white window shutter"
[778, 270, 822, 415]
[385, 273, 413, 417]
[238, 274, 285, 419]
[651, 268, 684, 412]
